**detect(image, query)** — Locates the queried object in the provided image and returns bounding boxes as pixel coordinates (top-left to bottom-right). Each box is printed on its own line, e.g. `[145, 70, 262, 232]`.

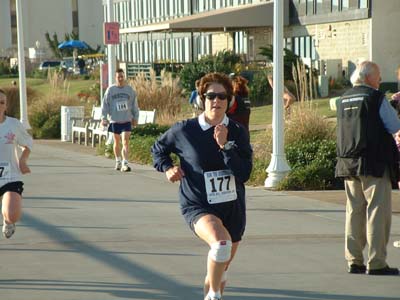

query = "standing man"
[336, 61, 400, 275]
[101, 68, 139, 172]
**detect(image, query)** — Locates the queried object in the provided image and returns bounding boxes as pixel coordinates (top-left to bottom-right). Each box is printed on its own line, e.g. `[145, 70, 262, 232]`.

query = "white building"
[0, 0, 103, 59]
[105, 0, 400, 89]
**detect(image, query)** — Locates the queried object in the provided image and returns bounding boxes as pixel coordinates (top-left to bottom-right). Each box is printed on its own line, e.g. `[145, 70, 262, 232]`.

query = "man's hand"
[132, 119, 138, 127]
[102, 119, 109, 127]
[165, 166, 185, 183]
[392, 92, 400, 101]
[214, 124, 228, 149]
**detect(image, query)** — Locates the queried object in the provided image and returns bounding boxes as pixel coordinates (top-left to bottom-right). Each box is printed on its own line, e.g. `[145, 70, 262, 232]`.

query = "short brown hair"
[198, 72, 233, 103]
[232, 75, 249, 97]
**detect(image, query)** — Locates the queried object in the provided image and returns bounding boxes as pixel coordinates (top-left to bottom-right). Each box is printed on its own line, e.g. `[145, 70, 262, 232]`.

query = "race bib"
[0, 162, 11, 181]
[204, 169, 237, 204]
[116, 100, 128, 112]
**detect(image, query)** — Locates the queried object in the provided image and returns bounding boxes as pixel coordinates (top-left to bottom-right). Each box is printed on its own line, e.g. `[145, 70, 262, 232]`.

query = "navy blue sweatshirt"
[151, 117, 253, 218]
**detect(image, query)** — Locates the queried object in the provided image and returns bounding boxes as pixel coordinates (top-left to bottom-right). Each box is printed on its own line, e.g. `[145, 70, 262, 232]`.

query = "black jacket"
[335, 85, 399, 184]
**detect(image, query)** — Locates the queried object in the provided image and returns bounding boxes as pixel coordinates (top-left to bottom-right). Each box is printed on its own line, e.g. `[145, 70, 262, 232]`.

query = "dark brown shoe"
[367, 266, 399, 275]
[348, 264, 366, 274]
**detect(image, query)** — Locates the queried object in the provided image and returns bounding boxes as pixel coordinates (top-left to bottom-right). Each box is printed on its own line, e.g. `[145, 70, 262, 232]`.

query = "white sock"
[122, 159, 128, 165]
[116, 157, 122, 162]
[207, 290, 221, 299]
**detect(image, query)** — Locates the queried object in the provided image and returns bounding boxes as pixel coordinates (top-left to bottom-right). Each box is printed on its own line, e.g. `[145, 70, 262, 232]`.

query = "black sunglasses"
[203, 92, 228, 100]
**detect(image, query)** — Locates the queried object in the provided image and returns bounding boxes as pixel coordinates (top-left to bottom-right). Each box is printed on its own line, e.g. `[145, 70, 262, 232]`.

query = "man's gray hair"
[350, 61, 378, 86]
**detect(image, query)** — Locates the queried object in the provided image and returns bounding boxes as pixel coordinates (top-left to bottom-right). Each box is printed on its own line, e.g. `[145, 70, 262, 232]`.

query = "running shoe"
[121, 164, 131, 172]
[2, 222, 16, 239]
[204, 296, 221, 300]
[115, 161, 122, 171]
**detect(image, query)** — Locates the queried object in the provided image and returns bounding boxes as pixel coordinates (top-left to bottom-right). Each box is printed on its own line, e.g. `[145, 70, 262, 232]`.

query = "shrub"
[285, 103, 335, 145]
[248, 157, 269, 186]
[77, 82, 101, 106]
[129, 135, 158, 165]
[127, 124, 171, 164]
[0, 61, 11, 75]
[249, 70, 272, 106]
[278, 139, 337, 190]
[258, 45, 300, 81]
[30, 111, 61, 139]
[130, 69, 186, 124]
[277, 163, 335, 190]
[247, 130, 272, 186]
[131, 123, 170, 137]
[29, 91, 82, 139]
[179, 50, 242, 91]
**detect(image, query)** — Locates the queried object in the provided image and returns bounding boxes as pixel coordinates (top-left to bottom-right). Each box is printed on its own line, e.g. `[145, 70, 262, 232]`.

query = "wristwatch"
[222, 141, 236, 151]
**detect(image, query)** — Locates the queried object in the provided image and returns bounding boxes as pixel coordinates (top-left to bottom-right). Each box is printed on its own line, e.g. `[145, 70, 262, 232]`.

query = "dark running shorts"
[0, 181, 24, 197]
[108, 122, 132, 134]
[184, 203, 246, 243]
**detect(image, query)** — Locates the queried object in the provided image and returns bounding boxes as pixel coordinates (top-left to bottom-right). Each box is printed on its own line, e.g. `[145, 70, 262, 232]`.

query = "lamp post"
[16, 0, 31, 129]
[264, 0, 290, 188]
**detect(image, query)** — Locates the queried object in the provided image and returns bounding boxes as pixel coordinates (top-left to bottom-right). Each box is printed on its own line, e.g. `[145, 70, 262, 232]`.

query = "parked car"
[38, 60, 62, 70]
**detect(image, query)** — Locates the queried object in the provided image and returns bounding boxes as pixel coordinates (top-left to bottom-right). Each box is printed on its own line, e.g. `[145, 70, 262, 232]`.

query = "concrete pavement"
[1, 140, 400, 300]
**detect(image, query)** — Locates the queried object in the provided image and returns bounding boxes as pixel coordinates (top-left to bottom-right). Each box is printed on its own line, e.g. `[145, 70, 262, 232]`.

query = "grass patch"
[249, 98, 336, 126]
[0, 77, 97, 99]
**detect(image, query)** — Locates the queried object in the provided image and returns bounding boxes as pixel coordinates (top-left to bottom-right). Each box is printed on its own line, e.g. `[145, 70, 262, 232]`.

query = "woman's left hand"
[214, 124, 228, 148]
[19, 160, 31, 174]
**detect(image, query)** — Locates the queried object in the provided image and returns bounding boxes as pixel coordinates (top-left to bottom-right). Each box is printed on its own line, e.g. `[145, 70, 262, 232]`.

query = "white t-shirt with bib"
[0, 117, 33, 188]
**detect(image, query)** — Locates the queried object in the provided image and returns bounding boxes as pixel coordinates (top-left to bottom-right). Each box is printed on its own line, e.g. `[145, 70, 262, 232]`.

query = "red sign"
[104, 22, 120, 45]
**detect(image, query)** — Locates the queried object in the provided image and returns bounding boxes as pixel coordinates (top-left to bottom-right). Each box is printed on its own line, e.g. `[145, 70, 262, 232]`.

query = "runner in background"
[0, 89, 33, 239]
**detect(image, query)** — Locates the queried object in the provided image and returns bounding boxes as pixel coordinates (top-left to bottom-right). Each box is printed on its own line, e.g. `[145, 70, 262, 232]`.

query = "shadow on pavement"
[3, 213, 200, 300]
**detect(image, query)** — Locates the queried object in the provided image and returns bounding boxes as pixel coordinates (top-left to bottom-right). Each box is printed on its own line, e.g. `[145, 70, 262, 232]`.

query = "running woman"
[151, 73, 253, 300]
[0, 89, 33, 238]
[101, 68, 139, 172]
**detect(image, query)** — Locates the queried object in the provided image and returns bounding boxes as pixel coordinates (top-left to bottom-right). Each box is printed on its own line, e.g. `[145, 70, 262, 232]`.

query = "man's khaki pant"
[344, 171, 392, 270]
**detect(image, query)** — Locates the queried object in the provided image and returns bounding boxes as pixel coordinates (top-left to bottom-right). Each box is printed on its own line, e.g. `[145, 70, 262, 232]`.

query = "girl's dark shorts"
[183, 202, 246, 243]
[0, 181, 24, 197]
[108, 122, 132, 134]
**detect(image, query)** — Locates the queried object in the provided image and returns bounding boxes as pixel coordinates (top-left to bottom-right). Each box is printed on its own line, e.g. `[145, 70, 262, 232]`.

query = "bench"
[138, 109, 156, 125]
[90, 107, 108, 147]
[71, 117, 92, 146]
[71, 106, 102, 146]
[91, 109, 157, 147]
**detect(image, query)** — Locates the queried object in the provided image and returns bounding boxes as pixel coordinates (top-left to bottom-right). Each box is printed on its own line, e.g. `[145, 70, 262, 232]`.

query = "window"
[284, 38, 293, 51]
[316, 0, 323, 13]
[293, 37, 299, 56]
[296, 0, 306, 17]
[307, 0, 314, 15]
[342, 0, 349, 10]
[299, 36, 305, 57]
[359, 0, 368, 8]
[332, 0, 339, 11]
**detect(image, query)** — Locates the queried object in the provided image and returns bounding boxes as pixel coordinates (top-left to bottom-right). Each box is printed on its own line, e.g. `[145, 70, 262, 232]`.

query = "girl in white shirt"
[0, 89, 32, 239]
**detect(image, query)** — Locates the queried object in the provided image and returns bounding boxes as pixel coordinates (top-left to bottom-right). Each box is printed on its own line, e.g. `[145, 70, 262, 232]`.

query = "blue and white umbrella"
[58, 40, 89, 49]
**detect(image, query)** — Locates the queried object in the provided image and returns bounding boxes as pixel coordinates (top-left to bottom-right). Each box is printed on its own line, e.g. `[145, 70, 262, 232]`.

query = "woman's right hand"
[165, 166, 185, 183]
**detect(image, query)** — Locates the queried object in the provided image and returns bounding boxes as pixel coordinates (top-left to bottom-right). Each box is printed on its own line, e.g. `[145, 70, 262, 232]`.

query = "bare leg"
[2, 191, 22, 224]
[194, 214, 232, 297]
[113, 134, 121, 159]
[204, 242, 239, 296]
[121, 131, 131, 161]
